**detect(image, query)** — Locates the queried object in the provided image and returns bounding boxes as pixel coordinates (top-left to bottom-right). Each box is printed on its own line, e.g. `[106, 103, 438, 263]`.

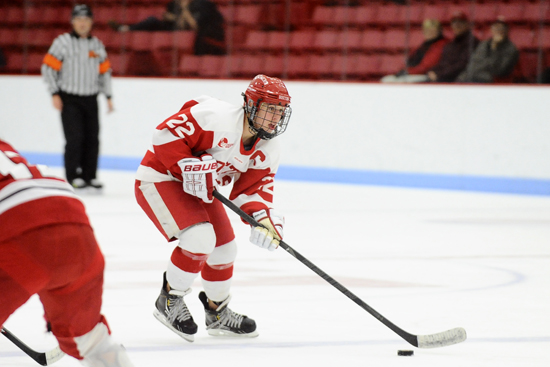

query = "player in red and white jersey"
[0, 140, 134, 367]
[135, 74, 292, 341]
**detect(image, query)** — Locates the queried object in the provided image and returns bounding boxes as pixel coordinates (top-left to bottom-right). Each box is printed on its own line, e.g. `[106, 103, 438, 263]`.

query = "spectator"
[109, 0, 226, 55]
[0, 47, 6, 69]
[457, 18, 519, 83]
[41, 4, 113, 190]
[541, 67, 550, 84]
[381, 19, 449, 83]
[427, 11, 479, 83]
[0, 139, 134, 367]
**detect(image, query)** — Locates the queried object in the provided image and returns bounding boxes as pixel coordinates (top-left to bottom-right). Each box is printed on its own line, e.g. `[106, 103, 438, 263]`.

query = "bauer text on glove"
[178, 154, 218, 203]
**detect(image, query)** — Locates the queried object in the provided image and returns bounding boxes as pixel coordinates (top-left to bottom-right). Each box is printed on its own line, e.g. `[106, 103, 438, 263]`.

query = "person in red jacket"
[0, 140, 133, 367]
[381, 19, 448, 83]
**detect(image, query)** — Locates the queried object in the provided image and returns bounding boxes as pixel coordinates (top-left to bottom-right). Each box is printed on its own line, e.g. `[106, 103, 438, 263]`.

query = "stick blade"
[417, 327, 467, 348]
[45, 347, 65, 365]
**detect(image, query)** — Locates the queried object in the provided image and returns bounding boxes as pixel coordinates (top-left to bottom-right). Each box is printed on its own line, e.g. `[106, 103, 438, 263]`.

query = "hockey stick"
[1, 327, 65, 365]
[213, 190, 467, 348]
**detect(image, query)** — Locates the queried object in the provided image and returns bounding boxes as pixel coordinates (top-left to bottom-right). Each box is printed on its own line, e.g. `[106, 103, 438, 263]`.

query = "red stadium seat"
[349, 54, 380, 79]
[515, 52, 540, 83]
[352, 6, 377, 28]
[108, 53, 129, 76]
[93, 6, 115, 28]
[538, 28, 550, 49]
[522, 2, 550, 24]
[178, 54, 201, 76]
[241, 30, 268, 53]
[4, 7, 25, 26]
[373, 4, 401, 27]
[286, 54, 309, 79]
[307, 54, 334, 79]
[423, 5, 447, 23]
[289, 30, 315, 54]
[397, 3, 424, 26]
[378, 54, 406, 76]
[37, 7, 61, 27]
[312, 30, 339, 53]
[496, 3, 526, 24]
[310, 6, 334, 28]
[509, 27, 536, 50]
[234, 5, 262, 28]
[4, 52, 24, 74]
[199, 55, 229, 78]
[263, 55, 284, 77]
[27, 29, 57, 51]
[27, 52, 45, 74]
[359, 29, 385, 53]
[234, 54, 265, 77]
[173, 31, 195, 55]
[266, 31, 289, 54]
[383, 29, 408, 53]
[129, 31, 154, 51]
[330, 55, 352, 80]
[151, 32, 174, 50]
[261, 2, 310, 31]
[339, 29, 363, 52]
[0, 29, 20, 49]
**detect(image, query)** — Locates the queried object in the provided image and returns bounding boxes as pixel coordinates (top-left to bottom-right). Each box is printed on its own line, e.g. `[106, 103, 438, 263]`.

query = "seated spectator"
[0, 47, 6, 69]
[381, 19, 448, 83]
[541, 67, 550, 84]
[456, 18, 519, 83]
[427, 11, 479, 83]
[109, 0, 225, 55]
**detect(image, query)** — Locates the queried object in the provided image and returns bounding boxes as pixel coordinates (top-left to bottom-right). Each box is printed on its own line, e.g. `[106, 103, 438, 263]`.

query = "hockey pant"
[0, 223, 133, 367]
[135, 180, 237, 302]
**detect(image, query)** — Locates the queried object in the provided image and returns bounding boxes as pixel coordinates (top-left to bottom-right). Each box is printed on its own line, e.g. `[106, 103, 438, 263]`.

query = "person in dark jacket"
[110, 0, 225, 55]
[427, 11, 479, 83]
[457, 18, 519, 83]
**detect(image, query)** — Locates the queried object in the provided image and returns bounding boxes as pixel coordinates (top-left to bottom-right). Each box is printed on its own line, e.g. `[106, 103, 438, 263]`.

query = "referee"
[42, 4, 113, 190]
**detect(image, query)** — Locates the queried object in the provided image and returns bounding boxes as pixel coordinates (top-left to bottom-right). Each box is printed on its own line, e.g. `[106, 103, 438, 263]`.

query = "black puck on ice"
[397, 350, 414, 356]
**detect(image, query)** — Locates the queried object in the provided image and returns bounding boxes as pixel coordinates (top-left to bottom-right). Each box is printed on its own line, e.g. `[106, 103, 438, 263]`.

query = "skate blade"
[207, 329, 259, 338]
[153, 310, 195, 342]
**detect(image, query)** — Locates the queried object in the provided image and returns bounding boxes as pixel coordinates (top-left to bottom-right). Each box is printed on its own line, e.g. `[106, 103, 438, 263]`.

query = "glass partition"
[1, 0, 549, 83]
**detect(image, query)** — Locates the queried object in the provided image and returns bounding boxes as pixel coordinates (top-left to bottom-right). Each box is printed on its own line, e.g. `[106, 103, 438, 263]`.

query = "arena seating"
[1, 0, 549, 82]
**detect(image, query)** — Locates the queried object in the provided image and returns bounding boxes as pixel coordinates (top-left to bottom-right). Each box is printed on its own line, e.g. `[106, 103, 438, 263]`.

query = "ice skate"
[198, 291, 258, 338]
[153, 272, 197, 342]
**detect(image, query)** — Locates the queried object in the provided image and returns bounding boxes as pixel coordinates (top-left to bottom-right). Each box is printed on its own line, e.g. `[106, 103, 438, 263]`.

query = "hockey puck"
[397, 350, 414, 356]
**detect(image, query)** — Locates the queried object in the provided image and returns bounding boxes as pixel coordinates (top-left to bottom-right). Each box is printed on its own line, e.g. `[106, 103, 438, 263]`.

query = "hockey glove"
[178, 154, 218, 203]
[250, 209, 284, 251]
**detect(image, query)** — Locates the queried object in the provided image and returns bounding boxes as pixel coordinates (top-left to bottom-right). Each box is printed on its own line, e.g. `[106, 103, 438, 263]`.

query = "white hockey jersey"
[136, 96, 281, 215]
[0, 140, 89, 242]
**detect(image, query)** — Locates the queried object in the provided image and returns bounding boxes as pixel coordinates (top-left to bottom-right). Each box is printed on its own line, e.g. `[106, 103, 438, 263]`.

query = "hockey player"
[135, 74, 292, 341]
[0, 140, 133, 367]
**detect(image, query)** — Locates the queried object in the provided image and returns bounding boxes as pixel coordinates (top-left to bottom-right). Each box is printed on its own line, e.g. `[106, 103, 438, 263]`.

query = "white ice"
[1, 169, 549, 367]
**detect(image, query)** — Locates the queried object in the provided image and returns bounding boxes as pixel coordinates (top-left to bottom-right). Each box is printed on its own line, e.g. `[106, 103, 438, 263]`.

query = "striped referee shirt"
[42, 31, 112, 98]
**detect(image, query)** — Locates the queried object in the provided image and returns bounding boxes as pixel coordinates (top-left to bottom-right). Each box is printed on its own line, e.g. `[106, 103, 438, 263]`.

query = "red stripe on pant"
[202, 263, 234, 282]
[171, 247, 209, 273]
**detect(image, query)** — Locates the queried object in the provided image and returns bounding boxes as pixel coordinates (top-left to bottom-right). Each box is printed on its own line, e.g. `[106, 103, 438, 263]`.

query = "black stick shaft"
[212, 190, 418, 346]
[1, 327, 48, 365]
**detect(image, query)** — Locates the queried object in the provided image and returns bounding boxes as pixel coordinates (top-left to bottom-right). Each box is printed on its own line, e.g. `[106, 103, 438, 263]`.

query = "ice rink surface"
[1, 169, 549, 367]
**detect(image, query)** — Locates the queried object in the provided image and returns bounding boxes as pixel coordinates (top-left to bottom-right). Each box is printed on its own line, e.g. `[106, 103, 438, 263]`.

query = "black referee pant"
[59, 92, 100, 184]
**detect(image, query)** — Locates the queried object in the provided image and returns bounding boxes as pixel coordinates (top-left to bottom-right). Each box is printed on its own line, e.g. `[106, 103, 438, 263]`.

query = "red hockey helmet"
[243, 74, 292, 140]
